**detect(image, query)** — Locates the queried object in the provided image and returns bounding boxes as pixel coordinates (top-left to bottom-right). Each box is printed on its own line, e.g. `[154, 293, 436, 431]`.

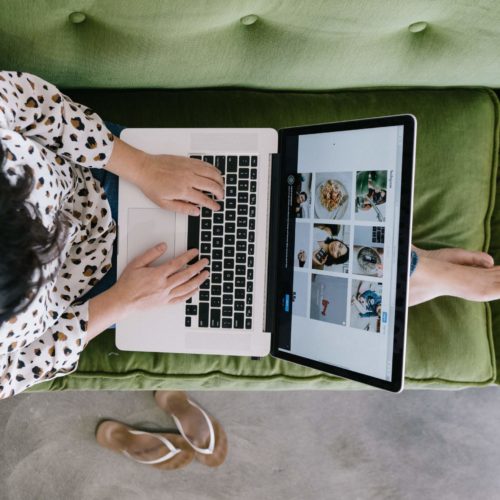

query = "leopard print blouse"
[0, 71, 116, 398]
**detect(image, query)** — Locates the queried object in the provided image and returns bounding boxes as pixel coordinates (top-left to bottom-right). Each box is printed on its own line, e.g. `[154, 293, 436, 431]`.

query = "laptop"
[117, 115, 416, 392]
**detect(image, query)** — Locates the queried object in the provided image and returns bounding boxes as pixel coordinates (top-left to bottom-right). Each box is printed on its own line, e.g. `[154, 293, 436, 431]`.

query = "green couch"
[2, 1, 500, 391]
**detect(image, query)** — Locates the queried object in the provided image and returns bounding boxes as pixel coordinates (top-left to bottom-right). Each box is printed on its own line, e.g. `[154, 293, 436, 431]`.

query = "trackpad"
[128, 208, 176, 265]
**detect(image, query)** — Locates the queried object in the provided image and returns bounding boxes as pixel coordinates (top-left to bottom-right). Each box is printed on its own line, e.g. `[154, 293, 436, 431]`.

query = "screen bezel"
[270, 115, 416, 393]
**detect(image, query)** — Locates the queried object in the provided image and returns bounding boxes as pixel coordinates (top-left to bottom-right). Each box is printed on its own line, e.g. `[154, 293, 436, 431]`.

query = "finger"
[160, 248, 199, 276]
[193, 162, 224, 187]
[129, 242, 167, 268]
[168, 258, 209, 289]
[160, 199, 200, 217]
[169, 287, 200, 305]
[192, 175, 224, 201]
[169, 270, 210, 299]
[185, 188, 221, 212]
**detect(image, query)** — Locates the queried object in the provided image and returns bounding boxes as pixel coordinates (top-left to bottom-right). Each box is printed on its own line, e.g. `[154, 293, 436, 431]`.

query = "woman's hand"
[113, 243, 209, 315]
[135, 154, 224, 216]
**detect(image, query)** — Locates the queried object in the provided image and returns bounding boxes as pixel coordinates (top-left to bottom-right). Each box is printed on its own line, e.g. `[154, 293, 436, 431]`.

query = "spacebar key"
[198, 303, 209, 327]
[234, 313, 244, 329]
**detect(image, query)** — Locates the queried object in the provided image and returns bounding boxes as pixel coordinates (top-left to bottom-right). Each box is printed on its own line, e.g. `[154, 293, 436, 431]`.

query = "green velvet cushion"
[3, 1, 500, 89]
[26, 87, 498, 392]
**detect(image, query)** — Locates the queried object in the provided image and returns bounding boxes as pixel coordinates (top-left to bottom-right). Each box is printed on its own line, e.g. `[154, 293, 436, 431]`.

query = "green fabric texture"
[2, 1, 500, 90]
[25, 87, 499, 392]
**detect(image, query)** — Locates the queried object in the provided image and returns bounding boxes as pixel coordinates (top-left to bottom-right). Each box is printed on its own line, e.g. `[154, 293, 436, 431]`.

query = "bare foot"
[413, 245, 494, 268]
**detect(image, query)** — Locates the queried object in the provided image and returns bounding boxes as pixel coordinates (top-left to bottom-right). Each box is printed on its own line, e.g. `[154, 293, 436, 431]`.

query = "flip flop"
[154, 391, 228, 467]
[95, 420, 195, 470]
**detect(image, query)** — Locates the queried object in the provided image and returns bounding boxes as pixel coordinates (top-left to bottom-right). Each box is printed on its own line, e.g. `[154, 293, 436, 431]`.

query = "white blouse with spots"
[0, 71, 116, 399]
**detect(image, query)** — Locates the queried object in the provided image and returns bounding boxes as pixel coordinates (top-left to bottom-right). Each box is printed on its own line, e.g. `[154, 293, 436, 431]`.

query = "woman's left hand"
[136, 154, 224, 216]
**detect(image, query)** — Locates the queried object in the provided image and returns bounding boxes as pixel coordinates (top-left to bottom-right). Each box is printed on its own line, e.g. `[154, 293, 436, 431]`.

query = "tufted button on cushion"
[408, 21, 428, 33]
[68, 11, 86, 24]
[240, 14, 258, 26]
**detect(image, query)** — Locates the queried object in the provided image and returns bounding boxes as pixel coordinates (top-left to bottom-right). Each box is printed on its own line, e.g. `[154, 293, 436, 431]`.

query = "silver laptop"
[117, 116, 416, 392]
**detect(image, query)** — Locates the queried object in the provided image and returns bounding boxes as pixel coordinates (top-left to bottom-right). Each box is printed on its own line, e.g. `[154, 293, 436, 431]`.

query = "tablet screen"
[272, 116, 415, 391]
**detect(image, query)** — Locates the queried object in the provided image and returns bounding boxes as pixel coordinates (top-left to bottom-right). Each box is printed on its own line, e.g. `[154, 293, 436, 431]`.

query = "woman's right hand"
[113, 243, 209, 316]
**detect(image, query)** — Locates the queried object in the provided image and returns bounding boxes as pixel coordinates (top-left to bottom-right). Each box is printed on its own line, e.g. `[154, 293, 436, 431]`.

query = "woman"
[312, 224, 349, 270]
[2, 71, 500, 400]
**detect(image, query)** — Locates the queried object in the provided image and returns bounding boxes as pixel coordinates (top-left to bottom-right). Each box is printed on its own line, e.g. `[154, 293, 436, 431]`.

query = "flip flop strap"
[121, 429, 182, 465]
[170, 398, 215, 455]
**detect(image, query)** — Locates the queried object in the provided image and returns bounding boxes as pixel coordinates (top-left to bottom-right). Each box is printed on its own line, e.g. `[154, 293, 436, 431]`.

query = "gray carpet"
[1, 388, 500, 500]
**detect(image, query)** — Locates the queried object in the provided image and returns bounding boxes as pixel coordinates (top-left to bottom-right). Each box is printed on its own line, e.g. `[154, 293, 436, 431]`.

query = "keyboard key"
[223, 294, 233, 304]
[247, 269, 254, 280]
[199, 303, 209, 327]
[237, 229, 247, 239]
[215, 156, 226, 174]
[213, 225, 223, 236]
[246, 306, 252, 317]
[236, 265, 246, 276]
[246, 294, 253, 305]
[214, 212, 224, 224]
[223, 259, 234, 269]
[212, 261, 222, 272]
[212, 273, 222, 284]
[223, 270, 234, 281]
[238, 192, 249, 204]
[211, 285, 221, 296]
[200, 279, 210, 290]
[227, 156, 238, 171]
[238, 180, 249, 191]
[190, 155, 202, 160]
[201, 243, 211, 254]
[212, 249, 223, 260]
[247, 282, 253, 292]
[238, 205, 248, 215]
[248, 244, 255, 255]
[227, 174, 237, 185]
[250, 194, 256, 205]
[222, 306, 232, 317]
[200, 291, 210, 301]
[236, 253, 246, 263]
[201, 231, 211, 242]
[185, 316, 191, 327]
[201, 207, 211, 217]
[213, 237, 223, 248]
[234, 313, 244, 329]
[211, 297, 221, 308]
[203, 155, 214, 165]
[225, 222, 235, 233]
[245, 318, 252, 329]
[250, 169, 257, 180]
[224, 234, 235, 245]
[210, 309, 220, 328]
[237, 217, 247, 228]
[186, 305, 197, 315]
[226, 198, 236, 209]
[250, 181, 257, 193]
[226, 210, 236, 221]
[239, 156, 250, 166]
[224, 246, 235, 257]
[249, 219, 255, 230]
[239, 168, 249, 179]
[222, 318, 232, 328]
[201, 219, 212, 229]
[251, 156, 258, 166]
[249, 231, 255, 242]
[248, 256, 254, 267]
[235, 288, 245, 299]
[235, 276, 245, 287]
[235, 301, 245, 311]
[226, 185, 237, 197]
[236, 241, 247, 252]
[223, 282, 233, 293]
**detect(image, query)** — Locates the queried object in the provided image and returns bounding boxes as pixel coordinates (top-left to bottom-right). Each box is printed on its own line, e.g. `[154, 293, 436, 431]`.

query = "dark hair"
[323, 238, 349, 267]
[0, 141, 66, 324]
[300, 191, 308, 202]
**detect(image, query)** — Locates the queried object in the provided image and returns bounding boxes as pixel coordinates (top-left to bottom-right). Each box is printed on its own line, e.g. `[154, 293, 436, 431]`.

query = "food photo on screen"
[313, 172, 352, 220]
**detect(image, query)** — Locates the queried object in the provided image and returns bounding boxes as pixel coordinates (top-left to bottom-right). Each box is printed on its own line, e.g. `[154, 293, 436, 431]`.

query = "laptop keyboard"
[185, 154, 258, 330]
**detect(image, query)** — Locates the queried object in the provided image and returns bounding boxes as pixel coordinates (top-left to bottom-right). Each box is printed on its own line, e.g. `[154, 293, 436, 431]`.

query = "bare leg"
[409, 246, 500, 306]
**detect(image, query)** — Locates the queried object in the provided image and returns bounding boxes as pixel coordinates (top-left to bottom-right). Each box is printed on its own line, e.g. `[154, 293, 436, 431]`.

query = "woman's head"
[0, 141, 65, 324]
[323, 238, 349, 266]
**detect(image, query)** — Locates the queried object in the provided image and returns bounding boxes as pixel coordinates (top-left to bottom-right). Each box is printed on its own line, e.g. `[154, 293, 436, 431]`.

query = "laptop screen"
[271, 116, 415, 391]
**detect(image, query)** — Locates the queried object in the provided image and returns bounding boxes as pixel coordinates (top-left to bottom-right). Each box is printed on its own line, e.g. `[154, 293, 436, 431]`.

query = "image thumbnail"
[312, 224, 350, 273]
[295, 173, 312, 219]
[294, 222, 310, 268]
[355, 171, 387, 222]
[310, 274, 348, 326]
[352, 226, 385, 278]
[314, 172, 351, 220]
[350, 280, 383, 333]
[292, 271, 309, 318]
